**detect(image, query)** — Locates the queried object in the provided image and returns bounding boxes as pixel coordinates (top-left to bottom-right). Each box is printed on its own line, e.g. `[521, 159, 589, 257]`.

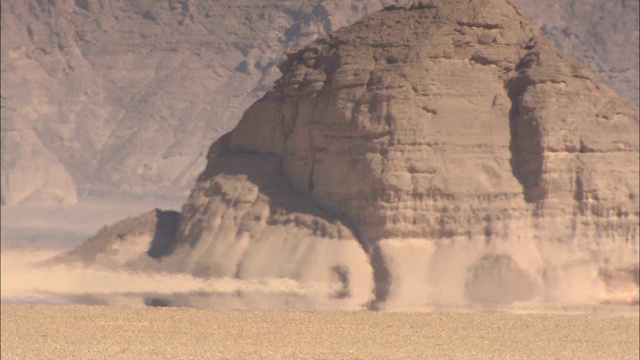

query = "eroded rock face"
[56, 209, 180, 269]
[168, 0, 638, 309]
[159, 143, 375, 309]
[63, 0, 638, 310]
[1, 118, 77, 205]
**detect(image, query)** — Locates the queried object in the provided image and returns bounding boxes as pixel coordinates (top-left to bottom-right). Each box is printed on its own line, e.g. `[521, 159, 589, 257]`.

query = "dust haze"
[2, 198, 637, 314]
[1, 198, 354, 310]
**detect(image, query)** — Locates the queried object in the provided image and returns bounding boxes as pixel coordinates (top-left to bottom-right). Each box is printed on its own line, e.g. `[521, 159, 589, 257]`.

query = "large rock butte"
[63, 0, 639, 310]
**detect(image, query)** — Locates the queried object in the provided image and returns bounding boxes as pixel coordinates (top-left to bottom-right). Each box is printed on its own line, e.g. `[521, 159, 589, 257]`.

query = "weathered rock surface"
[2, 0, 637, 205]
[64, 0, 639, 309]
[0, 0, 406, 204]
[205, 0, 639, 308]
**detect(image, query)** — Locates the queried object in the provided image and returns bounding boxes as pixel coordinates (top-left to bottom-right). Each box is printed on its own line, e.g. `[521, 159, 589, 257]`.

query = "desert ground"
[2, 304, 638, 359]
[2, 199, 639, 359]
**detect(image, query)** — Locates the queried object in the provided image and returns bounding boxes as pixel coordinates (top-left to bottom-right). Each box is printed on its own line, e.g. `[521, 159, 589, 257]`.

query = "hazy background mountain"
[512, 0, 639, 109]
[0, 0, 408, 205]
[1, 0, 638, 206]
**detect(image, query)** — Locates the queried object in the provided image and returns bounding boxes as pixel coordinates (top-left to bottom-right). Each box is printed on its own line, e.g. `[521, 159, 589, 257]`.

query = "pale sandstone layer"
[61, 0, 639, 310]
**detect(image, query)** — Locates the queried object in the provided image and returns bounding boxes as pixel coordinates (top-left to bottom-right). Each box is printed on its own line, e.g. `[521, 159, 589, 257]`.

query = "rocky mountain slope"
[60, 0, 639, 310]
[511, 0, 639, 108]
[1, 0, 638, 205]
[0, 0, 406, 205]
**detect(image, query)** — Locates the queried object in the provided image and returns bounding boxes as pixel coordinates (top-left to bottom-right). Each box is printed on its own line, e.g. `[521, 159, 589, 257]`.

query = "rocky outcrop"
[54, 209, 180, 269]
[2, 0, 637, 205]
[61, 0, 638, 310]
[0, 0, 406, 204]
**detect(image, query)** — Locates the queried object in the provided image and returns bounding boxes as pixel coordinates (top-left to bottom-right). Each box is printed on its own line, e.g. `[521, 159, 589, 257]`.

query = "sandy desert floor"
[1, 304, 638, 360]
[2, 199, 639, 359]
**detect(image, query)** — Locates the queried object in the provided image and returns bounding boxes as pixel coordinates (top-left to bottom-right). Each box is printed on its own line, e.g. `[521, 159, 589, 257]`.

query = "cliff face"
[0, 0, 406, 204]
[2, 0, 637, 205]
[1, 117, 77, 205]
[136, 0, 637, 309]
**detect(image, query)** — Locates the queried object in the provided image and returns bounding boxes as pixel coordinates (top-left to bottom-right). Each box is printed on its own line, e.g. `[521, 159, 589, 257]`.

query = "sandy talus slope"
[1, 304, 638, 360]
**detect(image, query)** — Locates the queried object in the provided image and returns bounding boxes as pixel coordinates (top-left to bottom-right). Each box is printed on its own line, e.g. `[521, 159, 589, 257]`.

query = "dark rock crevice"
[311, 4, 332, 35]
[364, 241, 391, 310]
[456, 21, 503, 30]
[147, 209, 182, 259]
[506, 55, 547, 203]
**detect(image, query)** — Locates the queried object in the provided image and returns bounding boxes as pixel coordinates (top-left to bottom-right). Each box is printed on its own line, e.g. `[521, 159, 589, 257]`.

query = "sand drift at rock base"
[378, 236, 638, 309]
[4, 241, 638, 312]
[2, 250, 367, 310]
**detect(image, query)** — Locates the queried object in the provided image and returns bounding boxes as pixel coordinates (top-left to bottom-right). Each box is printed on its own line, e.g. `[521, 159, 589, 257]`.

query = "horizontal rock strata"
[63, 0, 639, 310]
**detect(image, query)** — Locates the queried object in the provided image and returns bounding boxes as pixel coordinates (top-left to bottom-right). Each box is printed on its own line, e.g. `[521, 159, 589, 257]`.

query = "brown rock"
[64, 0, 639, 309]
[170, 0, 638, 308]
[56, 209, 180, 269]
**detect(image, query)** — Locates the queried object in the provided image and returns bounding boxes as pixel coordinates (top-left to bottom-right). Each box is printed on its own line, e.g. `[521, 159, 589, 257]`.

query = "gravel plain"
[1, 304, 638, 359]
